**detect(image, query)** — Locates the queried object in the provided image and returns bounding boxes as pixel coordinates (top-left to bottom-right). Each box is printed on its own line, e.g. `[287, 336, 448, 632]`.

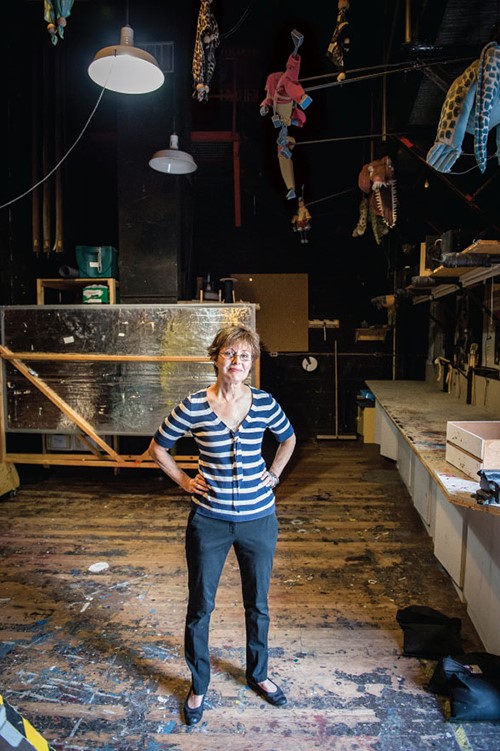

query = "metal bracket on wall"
[308, 319, 340, 341]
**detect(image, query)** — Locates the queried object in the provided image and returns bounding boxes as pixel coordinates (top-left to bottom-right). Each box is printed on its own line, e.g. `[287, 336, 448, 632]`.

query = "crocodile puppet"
[352, 156, 398, 245]
[426, 41, 500, 174]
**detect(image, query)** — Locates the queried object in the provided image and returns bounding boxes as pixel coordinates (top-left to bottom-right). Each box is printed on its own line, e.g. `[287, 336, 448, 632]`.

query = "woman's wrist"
[268, 470, 279, 487]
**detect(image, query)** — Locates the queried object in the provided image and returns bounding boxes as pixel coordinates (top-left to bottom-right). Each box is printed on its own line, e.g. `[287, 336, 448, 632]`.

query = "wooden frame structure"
[0, 347, 260, 471]
[0, 301, 258, 470]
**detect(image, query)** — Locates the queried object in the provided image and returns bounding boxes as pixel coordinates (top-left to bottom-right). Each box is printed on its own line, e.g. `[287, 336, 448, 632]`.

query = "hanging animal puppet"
[260, 29, 312, 200]
[44, 0, 74, 44]
[326, 0, 350, 82]
[426, 40, 500, 174]
[352, 156, 398, 245]
[291, 194, 312, 243]
[192, 0, 220, 102]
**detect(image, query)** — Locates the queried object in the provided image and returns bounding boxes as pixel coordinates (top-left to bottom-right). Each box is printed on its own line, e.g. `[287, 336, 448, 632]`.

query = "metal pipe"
[405, 0, 412, 44]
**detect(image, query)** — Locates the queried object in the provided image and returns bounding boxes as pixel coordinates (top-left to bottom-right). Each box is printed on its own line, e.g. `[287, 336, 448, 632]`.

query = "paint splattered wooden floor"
[0, 441, 498, 751]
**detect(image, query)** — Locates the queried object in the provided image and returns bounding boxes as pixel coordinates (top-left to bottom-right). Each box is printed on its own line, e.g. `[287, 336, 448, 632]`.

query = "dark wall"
[116, 92, 183, 303]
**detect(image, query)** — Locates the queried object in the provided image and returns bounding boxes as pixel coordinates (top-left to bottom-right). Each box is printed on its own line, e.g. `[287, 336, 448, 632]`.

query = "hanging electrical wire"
[1, 87, 106, 211]
[220, 0, 257, 39]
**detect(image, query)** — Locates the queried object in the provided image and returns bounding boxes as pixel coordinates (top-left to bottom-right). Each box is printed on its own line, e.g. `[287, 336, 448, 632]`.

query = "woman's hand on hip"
[187, 473, 209, 494]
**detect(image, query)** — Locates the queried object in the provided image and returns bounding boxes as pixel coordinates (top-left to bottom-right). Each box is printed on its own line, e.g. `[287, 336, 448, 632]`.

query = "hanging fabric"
[192, 0, 220, 101]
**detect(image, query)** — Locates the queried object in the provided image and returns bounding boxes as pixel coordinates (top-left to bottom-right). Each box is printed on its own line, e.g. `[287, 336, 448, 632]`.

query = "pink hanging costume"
[260, 52, 312, 200]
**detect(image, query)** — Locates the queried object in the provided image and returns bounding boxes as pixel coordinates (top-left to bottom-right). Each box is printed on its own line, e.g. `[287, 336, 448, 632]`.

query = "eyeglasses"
[220, 349, 252, 362]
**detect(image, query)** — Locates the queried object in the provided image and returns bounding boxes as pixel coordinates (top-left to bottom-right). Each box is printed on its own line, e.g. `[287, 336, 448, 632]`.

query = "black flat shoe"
[247, 678, 287, 706]
[183, 690, 205, 725]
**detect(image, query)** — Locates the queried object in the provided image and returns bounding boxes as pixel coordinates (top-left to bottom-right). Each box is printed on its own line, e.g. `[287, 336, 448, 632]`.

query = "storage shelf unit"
[36, 278, 119, 304]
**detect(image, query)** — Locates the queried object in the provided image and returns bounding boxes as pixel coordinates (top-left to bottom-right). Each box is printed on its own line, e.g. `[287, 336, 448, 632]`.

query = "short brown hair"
[207, 324, 260, 367]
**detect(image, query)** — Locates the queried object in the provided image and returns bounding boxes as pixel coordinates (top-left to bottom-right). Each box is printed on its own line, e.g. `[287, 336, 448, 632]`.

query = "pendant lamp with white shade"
[149, 133, 198, 175]
[88, 23, 164, 95]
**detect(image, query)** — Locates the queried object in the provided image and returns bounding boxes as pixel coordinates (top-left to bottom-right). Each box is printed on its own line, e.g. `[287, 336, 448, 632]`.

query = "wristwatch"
[268, 470, 279, 487]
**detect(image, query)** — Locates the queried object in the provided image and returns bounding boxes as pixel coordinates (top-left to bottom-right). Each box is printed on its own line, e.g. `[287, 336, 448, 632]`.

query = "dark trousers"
[184, 511, 279, 694]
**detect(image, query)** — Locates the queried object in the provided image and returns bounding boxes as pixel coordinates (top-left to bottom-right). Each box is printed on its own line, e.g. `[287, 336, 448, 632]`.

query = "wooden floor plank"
[0, 442, 497, 750]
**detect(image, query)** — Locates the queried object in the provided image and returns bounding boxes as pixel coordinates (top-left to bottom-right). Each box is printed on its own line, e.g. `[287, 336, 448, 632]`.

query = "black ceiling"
[3, 1, 500, 315]
[411, 1, 500, 238]
[341, 0, 500, 241]
[408, 0, 499, 124]
[188, 0, 500, 242]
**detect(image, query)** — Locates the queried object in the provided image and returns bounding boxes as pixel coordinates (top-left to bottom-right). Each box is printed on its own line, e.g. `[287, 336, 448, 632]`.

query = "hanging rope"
[306, 186, 358, 208]
[298, 55, 474, 86]
[301, 56, 475, 93]
[293, 130, 409, 147]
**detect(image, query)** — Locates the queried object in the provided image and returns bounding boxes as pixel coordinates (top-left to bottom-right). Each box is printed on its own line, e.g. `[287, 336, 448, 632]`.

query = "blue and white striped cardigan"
[153, 387, 295, 521]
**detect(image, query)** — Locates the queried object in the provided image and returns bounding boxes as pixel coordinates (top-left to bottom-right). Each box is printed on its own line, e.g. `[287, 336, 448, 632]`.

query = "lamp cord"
[219, 0, 256, 39]
[1, 87, 106, 211]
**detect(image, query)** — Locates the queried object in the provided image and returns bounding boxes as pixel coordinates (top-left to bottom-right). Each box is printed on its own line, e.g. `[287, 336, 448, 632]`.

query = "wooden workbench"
[365, 379, 500, 515]
[366, 378, 500, 655]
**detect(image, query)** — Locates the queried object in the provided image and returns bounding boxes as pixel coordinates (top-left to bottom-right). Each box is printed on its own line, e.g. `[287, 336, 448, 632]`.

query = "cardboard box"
[83, 284, 110, 303]
[445, 420, 500, 479]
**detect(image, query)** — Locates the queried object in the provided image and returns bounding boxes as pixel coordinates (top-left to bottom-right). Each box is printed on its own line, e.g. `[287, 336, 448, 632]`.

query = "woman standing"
[148, 324, 296, 725]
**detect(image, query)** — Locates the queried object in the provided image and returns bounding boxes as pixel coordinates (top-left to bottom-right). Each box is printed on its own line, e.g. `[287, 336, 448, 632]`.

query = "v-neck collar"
[205, 386, 253, 432]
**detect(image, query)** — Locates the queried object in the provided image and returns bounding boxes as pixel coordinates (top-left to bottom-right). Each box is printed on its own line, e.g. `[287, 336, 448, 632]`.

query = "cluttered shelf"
[409, 239, 500, 303]
[365, 379, 500, 516]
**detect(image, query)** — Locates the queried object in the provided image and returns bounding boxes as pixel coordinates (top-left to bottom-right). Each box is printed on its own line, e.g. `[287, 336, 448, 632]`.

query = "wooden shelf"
[355, 326, 390, 342]
[36, 278, 119, 304]
[410, 240, 500, 303]
[461, 239, 500, 255]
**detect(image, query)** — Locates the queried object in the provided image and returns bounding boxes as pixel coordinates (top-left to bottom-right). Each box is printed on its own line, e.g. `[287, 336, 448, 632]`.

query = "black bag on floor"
[428, 652, 500, 721]
[396, 605, 463, 659]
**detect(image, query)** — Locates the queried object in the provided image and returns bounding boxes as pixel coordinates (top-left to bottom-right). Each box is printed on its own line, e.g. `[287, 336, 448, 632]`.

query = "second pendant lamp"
[149, 133, 198, 175]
